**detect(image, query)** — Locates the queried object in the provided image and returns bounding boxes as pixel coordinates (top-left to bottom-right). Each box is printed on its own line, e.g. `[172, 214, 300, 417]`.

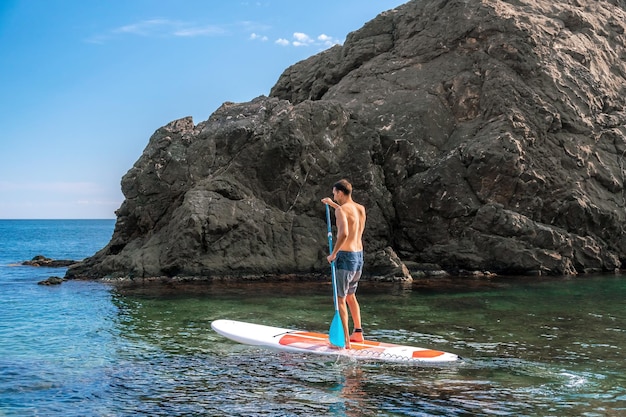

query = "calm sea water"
[1, 219, 625, 416]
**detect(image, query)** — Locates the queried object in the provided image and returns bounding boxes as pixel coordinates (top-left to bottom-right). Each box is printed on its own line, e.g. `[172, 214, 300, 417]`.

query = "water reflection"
[323, 364, 372, 417]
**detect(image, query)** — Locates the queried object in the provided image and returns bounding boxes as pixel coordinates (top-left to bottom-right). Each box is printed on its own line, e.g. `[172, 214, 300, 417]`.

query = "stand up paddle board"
[211, 319, 458, 363]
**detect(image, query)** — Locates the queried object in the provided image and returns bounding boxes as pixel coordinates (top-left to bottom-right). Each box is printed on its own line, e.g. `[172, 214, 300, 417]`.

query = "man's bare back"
[335, 201, 365, 253]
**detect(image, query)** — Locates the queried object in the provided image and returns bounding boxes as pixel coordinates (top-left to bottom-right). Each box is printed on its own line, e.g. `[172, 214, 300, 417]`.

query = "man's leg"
[338, 296, 351, 348]
[346, 294, 363, 342]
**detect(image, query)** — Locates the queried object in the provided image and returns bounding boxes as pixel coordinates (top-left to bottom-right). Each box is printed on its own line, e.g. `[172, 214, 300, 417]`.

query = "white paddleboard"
[211, 319, 459, 363]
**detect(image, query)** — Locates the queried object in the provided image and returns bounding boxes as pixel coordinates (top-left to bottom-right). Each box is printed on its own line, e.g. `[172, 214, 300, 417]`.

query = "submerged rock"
[38, 276, 65, 285]
[67, 0, 626, 281]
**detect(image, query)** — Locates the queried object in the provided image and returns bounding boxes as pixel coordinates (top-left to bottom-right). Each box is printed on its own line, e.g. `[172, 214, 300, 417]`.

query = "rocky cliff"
[67, 0, 626, 282]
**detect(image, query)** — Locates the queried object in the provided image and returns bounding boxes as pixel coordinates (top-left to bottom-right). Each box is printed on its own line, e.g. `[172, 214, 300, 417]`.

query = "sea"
[1, 219, 625, 416]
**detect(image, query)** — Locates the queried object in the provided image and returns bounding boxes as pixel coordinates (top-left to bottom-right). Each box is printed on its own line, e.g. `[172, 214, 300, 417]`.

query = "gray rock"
[24, 255, 77, 268]
[67, 0, 626, 281]
[38, 276, 65, 285]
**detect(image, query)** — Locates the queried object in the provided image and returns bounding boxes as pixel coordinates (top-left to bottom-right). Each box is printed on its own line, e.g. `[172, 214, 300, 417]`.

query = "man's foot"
[350, 328, 364, 343]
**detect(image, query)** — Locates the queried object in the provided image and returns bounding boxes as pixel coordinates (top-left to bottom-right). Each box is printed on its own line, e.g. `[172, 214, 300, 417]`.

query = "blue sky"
[0, 0, 406, 219]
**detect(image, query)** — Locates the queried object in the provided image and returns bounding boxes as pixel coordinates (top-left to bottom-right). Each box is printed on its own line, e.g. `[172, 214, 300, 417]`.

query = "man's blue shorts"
[335, 251, 364, 298]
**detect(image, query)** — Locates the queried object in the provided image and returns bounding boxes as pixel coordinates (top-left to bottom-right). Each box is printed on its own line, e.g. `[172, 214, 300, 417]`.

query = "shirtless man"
[321, 179, 366, 349]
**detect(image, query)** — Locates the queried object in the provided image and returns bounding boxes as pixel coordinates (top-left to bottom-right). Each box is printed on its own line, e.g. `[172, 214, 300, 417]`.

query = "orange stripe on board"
[412, 349, 445, 358]
[279, 334, 323, 346]
[285, 331, 327, 340]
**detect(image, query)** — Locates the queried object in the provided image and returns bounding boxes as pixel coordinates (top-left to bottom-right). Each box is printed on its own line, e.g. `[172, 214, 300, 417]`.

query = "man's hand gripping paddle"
[325, 204, 345, 348]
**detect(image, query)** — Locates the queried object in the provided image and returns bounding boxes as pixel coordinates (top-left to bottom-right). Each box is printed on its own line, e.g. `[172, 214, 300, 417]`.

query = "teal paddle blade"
[329, 310, 345, 348]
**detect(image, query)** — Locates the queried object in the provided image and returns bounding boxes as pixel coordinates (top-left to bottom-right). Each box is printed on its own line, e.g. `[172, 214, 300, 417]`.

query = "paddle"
[325, 203, 345, 348]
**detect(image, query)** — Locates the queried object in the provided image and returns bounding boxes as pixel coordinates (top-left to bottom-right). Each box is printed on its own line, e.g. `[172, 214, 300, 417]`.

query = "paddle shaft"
[325, 204, 340, 312]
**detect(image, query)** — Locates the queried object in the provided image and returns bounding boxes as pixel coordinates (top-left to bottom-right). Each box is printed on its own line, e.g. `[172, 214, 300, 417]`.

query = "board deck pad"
[211, 319, 458, 363]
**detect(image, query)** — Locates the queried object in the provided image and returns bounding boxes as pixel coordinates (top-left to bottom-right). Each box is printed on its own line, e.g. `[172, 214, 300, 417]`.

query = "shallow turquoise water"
[1, 220, 626, 416]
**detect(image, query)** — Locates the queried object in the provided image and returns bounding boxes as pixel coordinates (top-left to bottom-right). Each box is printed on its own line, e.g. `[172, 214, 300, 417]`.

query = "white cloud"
[86, 17, 343, 50]
[274, 32, 342, 48]
[113, 19, 176, 36]
[86, 18, 227, 43]
[174, 25, 225, 37]
[319, 34, 341, 47]
[249, 33, 268, 41]
[293, 32, 312, 43]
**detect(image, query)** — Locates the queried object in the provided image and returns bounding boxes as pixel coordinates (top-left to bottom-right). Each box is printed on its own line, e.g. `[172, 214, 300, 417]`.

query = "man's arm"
[358, 204, 366, 239]
[328, 207, 348, 262]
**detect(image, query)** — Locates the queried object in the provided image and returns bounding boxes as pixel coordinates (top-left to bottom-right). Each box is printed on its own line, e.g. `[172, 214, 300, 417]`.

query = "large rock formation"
[67, 0, 626, 281]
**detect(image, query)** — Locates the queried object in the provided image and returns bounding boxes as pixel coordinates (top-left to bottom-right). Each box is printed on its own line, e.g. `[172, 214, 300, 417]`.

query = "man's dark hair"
[333, 179, 352, 196]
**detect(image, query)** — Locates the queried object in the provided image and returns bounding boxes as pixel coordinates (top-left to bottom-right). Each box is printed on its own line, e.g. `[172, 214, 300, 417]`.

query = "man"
[321, 179, 366, 349]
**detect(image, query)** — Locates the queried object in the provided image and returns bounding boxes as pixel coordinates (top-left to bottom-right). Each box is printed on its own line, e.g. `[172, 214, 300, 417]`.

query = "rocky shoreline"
[33, 254, 623, 287]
